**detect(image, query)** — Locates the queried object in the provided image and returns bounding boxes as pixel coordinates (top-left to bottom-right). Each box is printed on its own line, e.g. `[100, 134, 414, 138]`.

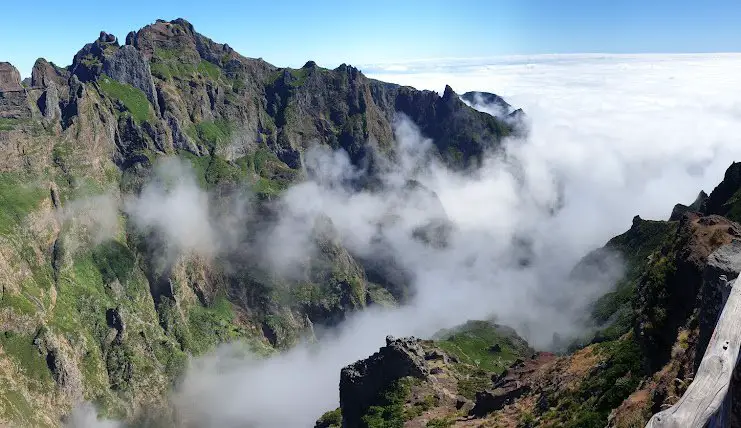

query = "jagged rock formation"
[339, 336, 429, 427]
[0, 62, 22, 92]
[669, 191, 708, 221]
[0, 17, 520, 426]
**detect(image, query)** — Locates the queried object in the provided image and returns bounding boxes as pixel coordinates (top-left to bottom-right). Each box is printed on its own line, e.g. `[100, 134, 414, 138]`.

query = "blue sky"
[2, 0, 740, 77]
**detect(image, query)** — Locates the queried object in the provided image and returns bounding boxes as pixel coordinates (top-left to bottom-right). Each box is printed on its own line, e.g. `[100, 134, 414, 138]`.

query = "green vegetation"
[587, 219, 678, 341]
[197, 60, 221, 80]
[435, 320, 524, 374]
[542, 335, 644, 428]
[426, 417, 455, 428]
[361, 377, 416, 428]
[0, 118, 23, 131]
[91, 240, 136, 285]
[187, 120, 232, 149]
[98, 75, 153, 123]
[0, 332, 54, 388]
[0, 172, 47, 234]
[187, 294, 243, 354]
[288, 68, 309, 87]
[316, 408, 342, 427]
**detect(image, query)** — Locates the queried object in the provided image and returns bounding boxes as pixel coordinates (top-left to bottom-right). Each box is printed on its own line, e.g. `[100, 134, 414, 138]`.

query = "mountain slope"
[0, 18, 516, 426]
[330, 162, 741, 428]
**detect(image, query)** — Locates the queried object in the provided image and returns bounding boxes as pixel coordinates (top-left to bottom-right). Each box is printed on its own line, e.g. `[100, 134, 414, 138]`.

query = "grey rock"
[339, 336, 428, 428]
[103, 45, 159, 112]
[38, 82, 61, 120]
[696, 239, 741, 368]
[0, 62, 22, 92]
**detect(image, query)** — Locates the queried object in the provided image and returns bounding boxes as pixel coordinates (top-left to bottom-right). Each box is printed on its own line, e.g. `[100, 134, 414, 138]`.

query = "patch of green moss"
[0, 386, 34, 425]
[288, 68, 309, 87]
[0, 118, 24, 131]
[91, 240, 136, 285]
[0, 173, 46, 235]
[187, 120, 232, 149]
[0, 332, 53, 388]
[197, 60, 221, 80]
[98, 75, 153, 123]
[105, 342, 133, 391]
[187, 294, 243, 354]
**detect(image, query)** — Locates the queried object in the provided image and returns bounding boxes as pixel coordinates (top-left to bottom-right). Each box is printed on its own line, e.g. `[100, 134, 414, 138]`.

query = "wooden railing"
[646, 274, 741, 428]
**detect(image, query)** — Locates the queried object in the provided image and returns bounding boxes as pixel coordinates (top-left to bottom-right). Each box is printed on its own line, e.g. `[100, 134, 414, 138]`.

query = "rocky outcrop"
[670, 190, 708, 221]
[461, 91, 512, 112]
[339, 336, 429, 427]
[0, 62, 22, 92]
[696, 239, 741, 363]
[703, 162, 741, 221]
[103, 45, 160, 110]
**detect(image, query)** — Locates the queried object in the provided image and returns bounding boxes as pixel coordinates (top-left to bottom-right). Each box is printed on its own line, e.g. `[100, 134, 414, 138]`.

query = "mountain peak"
[442, 84, 456, 100]
[0, 62, 22, 91]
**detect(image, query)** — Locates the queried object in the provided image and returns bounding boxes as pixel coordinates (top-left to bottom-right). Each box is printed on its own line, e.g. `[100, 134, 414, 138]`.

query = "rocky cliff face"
[0, 18, 516, 427]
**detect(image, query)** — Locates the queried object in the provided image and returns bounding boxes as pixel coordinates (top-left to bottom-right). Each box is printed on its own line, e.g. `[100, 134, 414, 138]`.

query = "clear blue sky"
[2, 0, 740, 77]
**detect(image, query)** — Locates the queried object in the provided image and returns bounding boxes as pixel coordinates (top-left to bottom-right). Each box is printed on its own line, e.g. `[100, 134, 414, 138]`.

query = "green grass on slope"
[0, 173, 46, 235]
[434, 320, 525, 374]
[98, 75, 153, 123]
[588, 219, 678, 341]
[541, 335, 643, 428]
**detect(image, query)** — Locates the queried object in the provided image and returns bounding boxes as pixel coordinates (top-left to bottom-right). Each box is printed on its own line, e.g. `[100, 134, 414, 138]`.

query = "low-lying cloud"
[69, 53, 741, 427]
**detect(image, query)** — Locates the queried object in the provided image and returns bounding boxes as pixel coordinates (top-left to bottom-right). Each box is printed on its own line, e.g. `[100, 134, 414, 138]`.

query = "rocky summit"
[2, 14, 741, 428]
[0, 17, 520, 427]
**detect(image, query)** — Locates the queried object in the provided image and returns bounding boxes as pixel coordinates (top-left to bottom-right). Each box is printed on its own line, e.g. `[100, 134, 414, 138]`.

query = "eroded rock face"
[339, 336, 429, 427]
[103, 45, 159, 109]
[0, 62, 22, 92]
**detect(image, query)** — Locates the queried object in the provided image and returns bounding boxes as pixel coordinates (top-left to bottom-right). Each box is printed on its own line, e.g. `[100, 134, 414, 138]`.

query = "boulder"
[339, 336, 429, 427]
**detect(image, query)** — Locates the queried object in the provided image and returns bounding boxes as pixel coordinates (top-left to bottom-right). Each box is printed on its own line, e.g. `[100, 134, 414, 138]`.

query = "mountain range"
[1, 17, 740, 428]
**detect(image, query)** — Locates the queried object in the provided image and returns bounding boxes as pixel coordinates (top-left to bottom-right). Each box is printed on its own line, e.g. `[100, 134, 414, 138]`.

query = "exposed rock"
[634, 212, 740, 372]
[696, 240, 741, 366]
[37, 81, 61, 119]
[33, 330, 83, 401]
[103, 45, 159, 110]
[670, 191, 708, 221]
[424, 349, 449, 363]
[339, 336, 429, 427]
[99, 31, 118, 44]
[703, 162, 741, 219]
[461, 91, 512, 112]
[0, 62, 22, 92]
[31, 58, 67, 88]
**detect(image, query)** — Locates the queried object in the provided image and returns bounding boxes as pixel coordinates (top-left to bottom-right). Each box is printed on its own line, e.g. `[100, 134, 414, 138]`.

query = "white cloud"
[75, 54, 741, 427]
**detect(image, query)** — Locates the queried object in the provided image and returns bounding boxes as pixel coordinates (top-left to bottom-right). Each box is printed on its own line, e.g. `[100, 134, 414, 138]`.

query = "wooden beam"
[646, 274, 741, 427]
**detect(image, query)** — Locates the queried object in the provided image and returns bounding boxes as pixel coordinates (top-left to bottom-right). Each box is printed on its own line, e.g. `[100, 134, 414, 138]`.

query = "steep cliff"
[0, 18, 515, 426]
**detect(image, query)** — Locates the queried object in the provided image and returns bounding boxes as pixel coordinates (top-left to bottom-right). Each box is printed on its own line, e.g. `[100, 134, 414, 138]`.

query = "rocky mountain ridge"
[0, 18, 519, 427]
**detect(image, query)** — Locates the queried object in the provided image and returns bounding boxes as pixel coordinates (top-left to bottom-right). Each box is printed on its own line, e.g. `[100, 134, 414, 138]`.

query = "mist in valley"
[67, 53, 741, 428]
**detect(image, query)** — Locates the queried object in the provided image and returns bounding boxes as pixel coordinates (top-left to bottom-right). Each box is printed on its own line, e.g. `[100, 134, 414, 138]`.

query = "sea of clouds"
[70, 53, 741, 428]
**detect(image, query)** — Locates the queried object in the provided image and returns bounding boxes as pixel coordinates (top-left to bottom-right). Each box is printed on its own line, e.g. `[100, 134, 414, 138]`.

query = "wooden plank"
[646, 275, 741, 428]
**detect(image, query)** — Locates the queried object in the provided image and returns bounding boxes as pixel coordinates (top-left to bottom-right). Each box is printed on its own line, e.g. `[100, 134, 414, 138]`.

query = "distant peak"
[0, 62, 22, 92]
[303, 60, 317, 69]
[442, 85, 456, 100]
[98, 31, 117, 44]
